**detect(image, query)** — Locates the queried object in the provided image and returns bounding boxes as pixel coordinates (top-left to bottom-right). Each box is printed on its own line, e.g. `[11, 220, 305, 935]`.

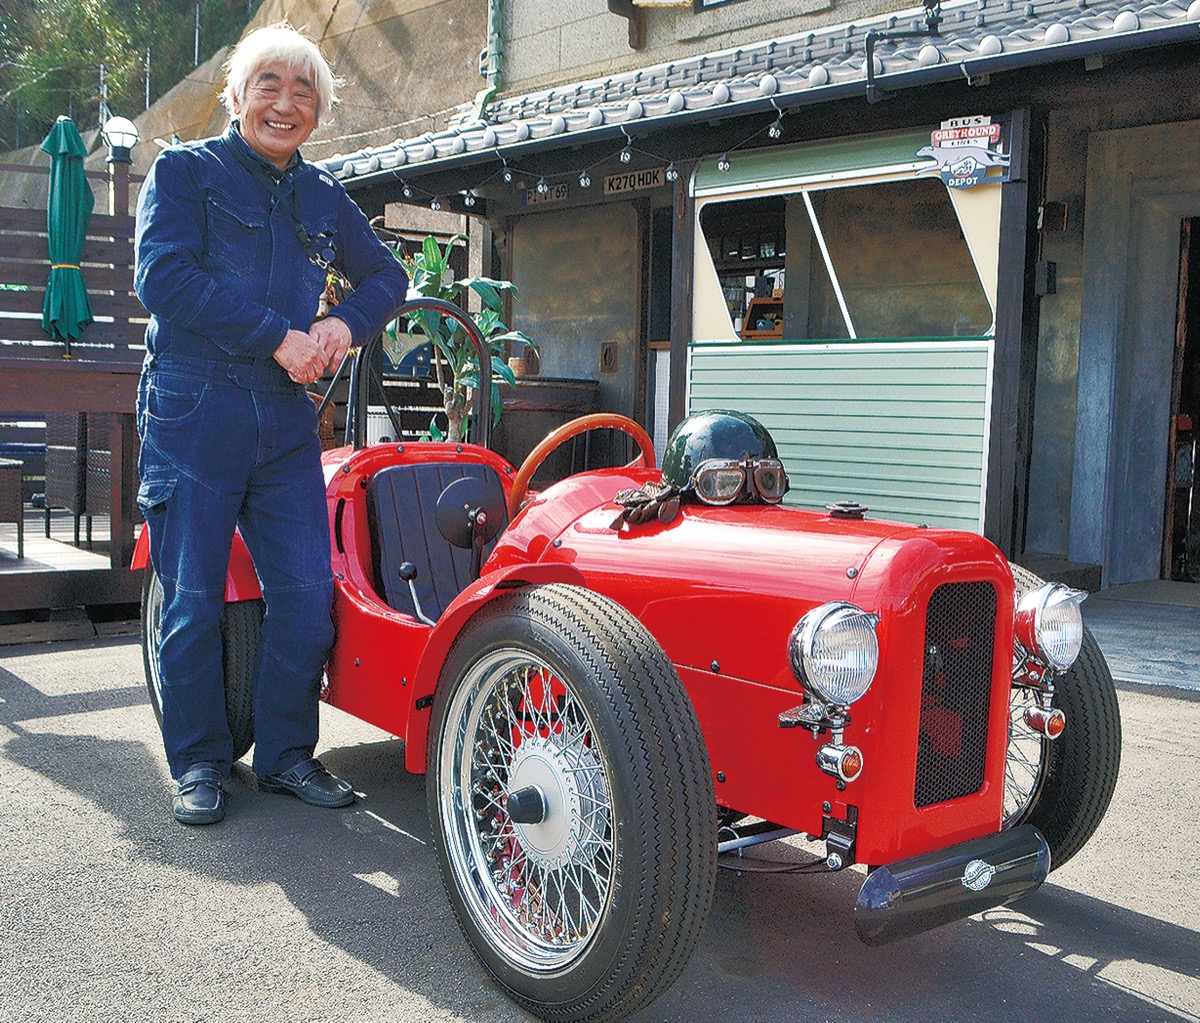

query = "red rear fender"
[403, 562, 588, 774]
[131, 528, 263, 603]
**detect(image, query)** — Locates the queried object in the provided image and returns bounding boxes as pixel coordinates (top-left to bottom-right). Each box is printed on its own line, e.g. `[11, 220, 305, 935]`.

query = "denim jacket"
[135, 125, 407, 374]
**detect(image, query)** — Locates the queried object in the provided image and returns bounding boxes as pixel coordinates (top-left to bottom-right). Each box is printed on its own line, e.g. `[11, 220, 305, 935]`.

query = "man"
[134, 23, 407, 825]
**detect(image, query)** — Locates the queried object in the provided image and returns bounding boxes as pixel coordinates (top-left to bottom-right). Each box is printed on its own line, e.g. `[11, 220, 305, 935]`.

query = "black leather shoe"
[258, 757, 355, 808]
[173, 763, 225, 825]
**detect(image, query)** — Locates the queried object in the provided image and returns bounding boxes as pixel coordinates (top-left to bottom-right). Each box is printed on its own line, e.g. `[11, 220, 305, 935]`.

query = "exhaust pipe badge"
[962, 858, 997, 891]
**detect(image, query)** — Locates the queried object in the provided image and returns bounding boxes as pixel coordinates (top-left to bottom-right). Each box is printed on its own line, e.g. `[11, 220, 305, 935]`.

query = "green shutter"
[688, 340, 992, 531]
[694, 129, 932, 194]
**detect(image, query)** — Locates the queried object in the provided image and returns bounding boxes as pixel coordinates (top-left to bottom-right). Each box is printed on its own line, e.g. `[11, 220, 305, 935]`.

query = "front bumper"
[855, 825, 1050, 946]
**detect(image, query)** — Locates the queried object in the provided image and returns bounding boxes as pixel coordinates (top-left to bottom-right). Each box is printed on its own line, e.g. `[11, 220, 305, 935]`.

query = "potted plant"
[382, 234, 534, 444]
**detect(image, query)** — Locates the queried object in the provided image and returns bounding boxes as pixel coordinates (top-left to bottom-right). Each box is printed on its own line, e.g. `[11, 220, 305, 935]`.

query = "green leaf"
[422, 235, 444, 269]
[441, 233, 467, 263]
[476, 308, 500, 337]
[492, 329, 537, 352]
[460, 276, 520, 298]
[492, 355, 516, 387]
[465, 278, 501, 309]
[429, 417, 445, 442]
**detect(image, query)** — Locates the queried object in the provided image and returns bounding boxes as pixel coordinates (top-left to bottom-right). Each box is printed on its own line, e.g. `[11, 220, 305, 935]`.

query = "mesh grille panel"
[914, 582, 997, 809]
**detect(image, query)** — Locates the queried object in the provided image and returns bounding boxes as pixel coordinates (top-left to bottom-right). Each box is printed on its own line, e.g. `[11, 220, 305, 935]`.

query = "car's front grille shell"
[914, 582, 998, 809]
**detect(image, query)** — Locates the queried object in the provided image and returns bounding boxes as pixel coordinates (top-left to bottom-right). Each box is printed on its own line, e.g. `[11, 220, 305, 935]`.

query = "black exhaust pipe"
[855, 825, 1050, 946]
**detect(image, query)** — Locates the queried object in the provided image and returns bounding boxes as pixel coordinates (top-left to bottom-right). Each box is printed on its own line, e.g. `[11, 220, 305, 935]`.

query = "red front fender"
[131, 528, 263, 603]
[402, 561, 588, 774]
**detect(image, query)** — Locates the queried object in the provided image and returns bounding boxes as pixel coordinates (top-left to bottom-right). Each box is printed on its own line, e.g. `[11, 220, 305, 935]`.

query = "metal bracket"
[779, 701, 850, 738]
[865, 0, 943, 104]
[822, 805, 858, 870]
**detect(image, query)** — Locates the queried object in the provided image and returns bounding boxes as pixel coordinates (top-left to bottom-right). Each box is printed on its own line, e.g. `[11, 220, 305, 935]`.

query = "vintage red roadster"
[136, 300, 1121, 1023]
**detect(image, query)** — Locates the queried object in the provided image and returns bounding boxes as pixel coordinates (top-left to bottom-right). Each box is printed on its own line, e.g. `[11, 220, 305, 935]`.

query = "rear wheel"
[427, 584, 717, 1023]
[1004, 564, 1121, 868]
[141, 565, 261, 762]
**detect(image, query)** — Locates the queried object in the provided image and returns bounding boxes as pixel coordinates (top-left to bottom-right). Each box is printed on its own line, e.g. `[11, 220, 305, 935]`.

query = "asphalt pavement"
[2, 635, 1198, 1023]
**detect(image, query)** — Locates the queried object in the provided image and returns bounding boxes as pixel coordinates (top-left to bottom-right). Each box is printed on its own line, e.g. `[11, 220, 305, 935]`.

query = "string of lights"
[390, 100, 788, 212]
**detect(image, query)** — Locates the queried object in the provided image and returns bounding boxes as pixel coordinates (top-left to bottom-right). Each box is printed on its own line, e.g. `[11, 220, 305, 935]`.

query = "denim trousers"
[137, 355, 335, 780]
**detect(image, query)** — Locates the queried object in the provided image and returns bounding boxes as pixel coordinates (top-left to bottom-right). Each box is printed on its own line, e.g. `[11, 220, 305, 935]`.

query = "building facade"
[327, 0, 1200, 589]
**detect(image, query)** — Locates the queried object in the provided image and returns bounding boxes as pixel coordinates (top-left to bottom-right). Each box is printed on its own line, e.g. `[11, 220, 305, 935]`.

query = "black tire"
[427, 584, 717, 1023]
[1005, 563, 1121, 869]
[140, 564, 261, 762]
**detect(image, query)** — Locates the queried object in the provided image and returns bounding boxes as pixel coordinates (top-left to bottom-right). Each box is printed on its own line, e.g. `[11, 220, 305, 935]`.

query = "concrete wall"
[502, 0, 906, 95]
[1025, 77, 1200, 584]
[37, 0, 488, 214]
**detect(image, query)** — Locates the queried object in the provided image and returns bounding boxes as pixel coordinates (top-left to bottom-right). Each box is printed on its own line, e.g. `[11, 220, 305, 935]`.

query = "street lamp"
[101, 116, 139, 163]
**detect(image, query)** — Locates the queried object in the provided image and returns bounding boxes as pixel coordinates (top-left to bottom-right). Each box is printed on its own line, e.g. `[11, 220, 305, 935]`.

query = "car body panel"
[141, 438, 1020, 867]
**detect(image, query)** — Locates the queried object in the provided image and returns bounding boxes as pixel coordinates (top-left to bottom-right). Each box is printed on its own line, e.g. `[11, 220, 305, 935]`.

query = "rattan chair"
[44, 413, 87, 545]
[0, 457, 24, 558]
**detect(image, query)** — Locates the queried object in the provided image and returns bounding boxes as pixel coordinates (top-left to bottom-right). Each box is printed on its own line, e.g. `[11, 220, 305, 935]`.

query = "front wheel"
[427, 584, 717, 1023]
[141, 565, 261, 762]
[1004, 564, 1121, 869]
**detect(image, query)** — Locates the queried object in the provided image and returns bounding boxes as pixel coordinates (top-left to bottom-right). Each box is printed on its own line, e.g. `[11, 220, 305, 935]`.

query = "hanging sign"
[917, 116, 1011, 189]
[604, 166, 666, 195]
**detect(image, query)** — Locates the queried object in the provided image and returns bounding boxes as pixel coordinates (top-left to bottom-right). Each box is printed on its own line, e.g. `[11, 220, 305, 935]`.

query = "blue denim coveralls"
[134, 126, 407, 780]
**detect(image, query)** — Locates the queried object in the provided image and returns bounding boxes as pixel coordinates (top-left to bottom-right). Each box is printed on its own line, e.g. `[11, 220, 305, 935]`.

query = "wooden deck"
[0, 508, 141, 610]
[0, 509, 135, 571]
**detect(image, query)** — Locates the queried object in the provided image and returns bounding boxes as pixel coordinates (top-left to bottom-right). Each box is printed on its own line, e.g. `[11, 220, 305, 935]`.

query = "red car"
[137, 300, 1121, 1023]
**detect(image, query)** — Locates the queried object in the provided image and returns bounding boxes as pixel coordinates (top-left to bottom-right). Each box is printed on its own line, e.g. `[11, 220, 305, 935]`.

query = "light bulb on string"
[402, 181, 413, 199]
[463, 190, 477, 207]
[717, 153, 731, 172]
[431, 196, 442, 211]
[620, 146, 633, 164]
[503, 166, 513, 183]
[536, 177, 549, 195]
[768, 117, 783, 140]
[665, 163, 678, 182]
[579, 170, 592, 188]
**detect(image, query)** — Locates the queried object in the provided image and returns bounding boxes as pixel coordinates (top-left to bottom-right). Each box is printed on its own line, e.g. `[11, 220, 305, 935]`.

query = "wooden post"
[109, 412, 138, 572]
[668, 160, 697, 436]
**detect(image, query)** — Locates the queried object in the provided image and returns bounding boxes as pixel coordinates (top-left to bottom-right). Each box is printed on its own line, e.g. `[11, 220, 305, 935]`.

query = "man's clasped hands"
[273, 315, 353, 385]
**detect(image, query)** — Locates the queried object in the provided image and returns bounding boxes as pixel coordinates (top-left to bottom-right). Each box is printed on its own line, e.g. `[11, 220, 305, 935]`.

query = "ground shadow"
[2, 643, 1195, 1023]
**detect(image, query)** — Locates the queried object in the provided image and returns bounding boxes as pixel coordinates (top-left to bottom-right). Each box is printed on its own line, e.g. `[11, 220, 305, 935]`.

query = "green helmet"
[660, 409, 785, 501]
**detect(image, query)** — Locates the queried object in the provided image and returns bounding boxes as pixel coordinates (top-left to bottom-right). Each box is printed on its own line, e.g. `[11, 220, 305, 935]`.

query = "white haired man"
[135, 24, 407, 824]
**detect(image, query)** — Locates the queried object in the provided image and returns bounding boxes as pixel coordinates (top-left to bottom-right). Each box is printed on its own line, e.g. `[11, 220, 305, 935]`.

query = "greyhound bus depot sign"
[917, 116, 1011, 189]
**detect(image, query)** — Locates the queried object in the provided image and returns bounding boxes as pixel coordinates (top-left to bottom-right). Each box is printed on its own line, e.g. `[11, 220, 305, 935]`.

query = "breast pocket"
[203, 191, 265, 277]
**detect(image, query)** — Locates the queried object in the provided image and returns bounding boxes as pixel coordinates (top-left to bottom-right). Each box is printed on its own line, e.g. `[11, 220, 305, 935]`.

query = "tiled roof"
[323, 0, 1200, 184]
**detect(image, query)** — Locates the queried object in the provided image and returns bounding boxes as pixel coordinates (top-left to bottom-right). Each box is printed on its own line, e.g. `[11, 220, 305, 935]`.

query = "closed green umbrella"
[41, 116, 95, 357]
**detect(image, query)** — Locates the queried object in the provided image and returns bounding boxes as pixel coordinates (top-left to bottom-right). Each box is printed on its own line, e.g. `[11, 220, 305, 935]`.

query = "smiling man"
[134, 24, 407, 825]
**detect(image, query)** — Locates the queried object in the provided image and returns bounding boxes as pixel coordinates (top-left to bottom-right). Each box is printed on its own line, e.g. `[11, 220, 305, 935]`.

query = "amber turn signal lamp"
[1023, 705, 1066, 739]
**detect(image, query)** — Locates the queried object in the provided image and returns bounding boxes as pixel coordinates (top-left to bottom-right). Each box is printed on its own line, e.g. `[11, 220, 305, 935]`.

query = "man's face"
[232, 60, 318, 169]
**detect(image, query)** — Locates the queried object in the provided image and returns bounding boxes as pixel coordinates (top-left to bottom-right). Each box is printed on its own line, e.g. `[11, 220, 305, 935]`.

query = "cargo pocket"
[137, 476, 177, 521]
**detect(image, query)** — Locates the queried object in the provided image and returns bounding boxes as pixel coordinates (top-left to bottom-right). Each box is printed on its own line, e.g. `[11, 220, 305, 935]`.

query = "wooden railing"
[0, 159, 144, 611]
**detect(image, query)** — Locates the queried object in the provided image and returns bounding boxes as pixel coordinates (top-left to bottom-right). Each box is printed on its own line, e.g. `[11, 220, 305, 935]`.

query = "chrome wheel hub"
[507, 735, 608, 871]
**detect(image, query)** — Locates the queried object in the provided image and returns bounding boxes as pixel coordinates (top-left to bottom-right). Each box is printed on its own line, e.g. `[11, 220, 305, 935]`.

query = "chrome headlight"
[788, 602, 880, 706]
[1015, 583, 1086, 672]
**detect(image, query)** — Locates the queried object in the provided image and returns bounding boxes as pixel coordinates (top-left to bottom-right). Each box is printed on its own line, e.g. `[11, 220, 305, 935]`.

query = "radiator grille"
[914, 582, 997, 808]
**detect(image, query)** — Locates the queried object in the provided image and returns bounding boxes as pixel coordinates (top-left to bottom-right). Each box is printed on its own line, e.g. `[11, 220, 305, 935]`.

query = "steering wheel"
[508, 413, 656, 519]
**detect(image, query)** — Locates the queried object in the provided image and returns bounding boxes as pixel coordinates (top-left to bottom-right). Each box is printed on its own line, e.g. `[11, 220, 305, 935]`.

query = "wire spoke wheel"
[1004, 563, 1121, 869]
[1003, 685, 1049, 827]
[442, 650, 615, 969]
[428, 584, 717, 1023]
